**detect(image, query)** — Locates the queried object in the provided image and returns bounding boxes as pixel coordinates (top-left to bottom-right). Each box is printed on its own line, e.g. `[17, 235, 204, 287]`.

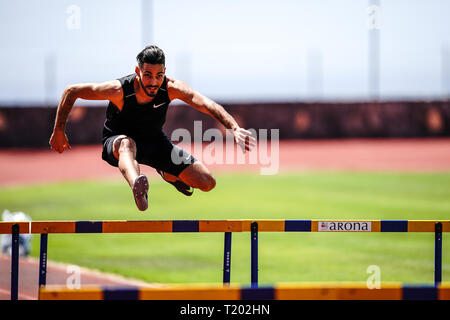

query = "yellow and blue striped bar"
[0, 220, 449, 234]
[39, 282, 450, 300]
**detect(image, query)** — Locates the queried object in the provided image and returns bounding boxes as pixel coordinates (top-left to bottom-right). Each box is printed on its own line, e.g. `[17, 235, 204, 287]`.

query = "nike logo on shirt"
[153, 102, 166, 108]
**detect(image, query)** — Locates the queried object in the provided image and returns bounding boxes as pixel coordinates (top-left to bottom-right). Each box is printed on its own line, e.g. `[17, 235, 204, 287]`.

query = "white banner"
[318, 221, 372, 232]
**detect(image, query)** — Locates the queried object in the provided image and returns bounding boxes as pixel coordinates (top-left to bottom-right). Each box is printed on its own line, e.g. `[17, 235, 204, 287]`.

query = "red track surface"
[1, 138, 450, 299]
[1, 139, 450, 187]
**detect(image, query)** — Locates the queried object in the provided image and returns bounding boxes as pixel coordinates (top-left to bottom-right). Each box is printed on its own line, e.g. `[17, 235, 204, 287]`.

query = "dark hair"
[136, 45, 165, 67]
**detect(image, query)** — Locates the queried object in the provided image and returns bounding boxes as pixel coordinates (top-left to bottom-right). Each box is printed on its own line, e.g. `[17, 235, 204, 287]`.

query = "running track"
[1, 139, 450, 187]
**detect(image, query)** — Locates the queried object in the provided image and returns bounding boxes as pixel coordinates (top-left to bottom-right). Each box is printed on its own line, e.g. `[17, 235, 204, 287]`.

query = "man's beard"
[139, 77, 157, 97]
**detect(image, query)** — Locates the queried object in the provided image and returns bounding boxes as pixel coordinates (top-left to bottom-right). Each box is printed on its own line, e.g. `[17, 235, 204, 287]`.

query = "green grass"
[1, 172, 450, 285]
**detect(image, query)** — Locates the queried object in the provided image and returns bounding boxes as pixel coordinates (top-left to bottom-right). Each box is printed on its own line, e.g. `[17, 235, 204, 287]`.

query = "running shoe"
[156, 170, 194, 196]
[132, 175, 149, 211]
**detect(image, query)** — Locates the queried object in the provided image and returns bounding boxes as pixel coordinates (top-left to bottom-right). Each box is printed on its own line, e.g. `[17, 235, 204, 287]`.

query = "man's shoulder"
[116, 74, 136, 87]
[166, 77, 191, 98]
[103, 79, 123, 88]
[166, 76, 184, 89]
[99, 79, 125, 110]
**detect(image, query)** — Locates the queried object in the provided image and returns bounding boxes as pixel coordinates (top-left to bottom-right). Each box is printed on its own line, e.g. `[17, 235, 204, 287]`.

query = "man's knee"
[113, 136, 136, 159]
[119, 138, 136, 152]
[179, 161, 216, 191]
[199, 174, 216, 192]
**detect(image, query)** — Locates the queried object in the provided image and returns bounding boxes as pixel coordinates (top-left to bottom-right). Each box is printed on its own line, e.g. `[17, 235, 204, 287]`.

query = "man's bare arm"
[169, 79, 239, 129]
[50, 80, 122, 153]
[168, 79, 256, 151]
[53, 81, 122, 131]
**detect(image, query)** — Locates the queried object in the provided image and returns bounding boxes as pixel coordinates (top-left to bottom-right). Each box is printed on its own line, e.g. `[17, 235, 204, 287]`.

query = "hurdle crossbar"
[1, 219, 450, 234]
[39, 282, 450, 300]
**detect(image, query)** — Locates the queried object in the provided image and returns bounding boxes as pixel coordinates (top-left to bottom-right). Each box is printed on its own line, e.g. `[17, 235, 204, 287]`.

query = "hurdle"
[0, 219, 448, 300]
[39, 282, 450, 300]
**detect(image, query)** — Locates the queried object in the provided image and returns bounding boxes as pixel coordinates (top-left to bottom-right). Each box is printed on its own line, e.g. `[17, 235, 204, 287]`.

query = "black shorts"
[101, 132, 196, 177]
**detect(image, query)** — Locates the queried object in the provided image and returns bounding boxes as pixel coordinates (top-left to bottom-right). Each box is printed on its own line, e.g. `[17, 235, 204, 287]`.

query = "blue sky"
[0, 0, 449, 105]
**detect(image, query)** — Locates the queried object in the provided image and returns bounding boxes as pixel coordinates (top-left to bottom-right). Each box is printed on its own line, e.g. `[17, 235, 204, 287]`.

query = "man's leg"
[177, 161, 216, 192]
[112, 135, 140, 187]
[152, 134, 215, 194]
[112, 136, 149, 211]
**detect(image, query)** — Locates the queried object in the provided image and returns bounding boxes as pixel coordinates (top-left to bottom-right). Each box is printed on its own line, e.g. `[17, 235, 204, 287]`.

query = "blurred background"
[1, 0, 450, 103]
[0, 0, 449, 147]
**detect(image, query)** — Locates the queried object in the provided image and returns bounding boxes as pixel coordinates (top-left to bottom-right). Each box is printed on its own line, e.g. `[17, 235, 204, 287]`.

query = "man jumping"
[49, 45, 256, 211]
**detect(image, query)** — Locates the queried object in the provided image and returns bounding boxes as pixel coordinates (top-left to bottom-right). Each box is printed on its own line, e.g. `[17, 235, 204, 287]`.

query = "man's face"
[136, 63, 166, 97]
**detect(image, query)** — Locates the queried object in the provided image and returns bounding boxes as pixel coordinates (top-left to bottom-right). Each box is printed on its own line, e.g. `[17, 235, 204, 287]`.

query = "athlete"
[49, 45, 256, 211]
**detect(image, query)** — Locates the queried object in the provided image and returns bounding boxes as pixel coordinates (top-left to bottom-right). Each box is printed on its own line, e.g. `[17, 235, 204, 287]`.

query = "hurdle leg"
[11, 223, 19, 300]
[38, 234, 48, 298]
[435, 222, 442, 286]
[251, 222, 258, 288]
[223, 232, 232, 285]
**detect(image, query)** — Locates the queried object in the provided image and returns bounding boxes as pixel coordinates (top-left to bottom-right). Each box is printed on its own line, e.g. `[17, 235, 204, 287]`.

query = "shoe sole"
[132, 175, 149, 211]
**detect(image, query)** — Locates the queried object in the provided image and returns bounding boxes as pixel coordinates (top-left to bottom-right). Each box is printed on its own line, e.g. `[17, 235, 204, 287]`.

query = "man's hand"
[233, 127, 256, 152]
[49, 129, 71, 153]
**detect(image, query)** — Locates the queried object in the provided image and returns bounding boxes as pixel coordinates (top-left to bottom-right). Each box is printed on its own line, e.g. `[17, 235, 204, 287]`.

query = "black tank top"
[102, 74, 171, 143]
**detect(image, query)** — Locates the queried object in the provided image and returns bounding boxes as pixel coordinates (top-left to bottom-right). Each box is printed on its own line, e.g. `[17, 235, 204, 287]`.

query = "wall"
[0, 100, 448, 148]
